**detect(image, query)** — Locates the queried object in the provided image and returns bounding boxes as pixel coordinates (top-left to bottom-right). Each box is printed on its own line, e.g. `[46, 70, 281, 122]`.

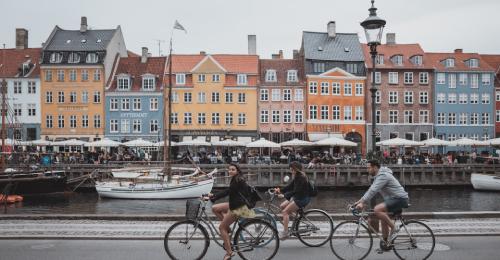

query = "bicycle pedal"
[376, 249, 384, 254]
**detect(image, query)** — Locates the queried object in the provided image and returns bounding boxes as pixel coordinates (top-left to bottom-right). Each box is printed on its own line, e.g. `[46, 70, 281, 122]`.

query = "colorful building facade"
[480, 55, 500, 137]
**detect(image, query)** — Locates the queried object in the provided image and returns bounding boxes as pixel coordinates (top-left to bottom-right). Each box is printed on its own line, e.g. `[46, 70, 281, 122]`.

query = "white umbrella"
[176, 139, 211, 146]
[153, 141, 177, 147]
[487, 138, 500, 146]
[51, 139, 88, 146]
[280, 138, 314, 147]
[29, 139, 52, 146]
[85, 138, 122, 147]
[418, 138, 451, 147]
[449, 138, 489, 147]
[246, 138, 280, 148]
[315, 137, 357, 147]
[211, 139, 246, 147]
[123, 138, 155, 147]
[376, 138, 421, 147]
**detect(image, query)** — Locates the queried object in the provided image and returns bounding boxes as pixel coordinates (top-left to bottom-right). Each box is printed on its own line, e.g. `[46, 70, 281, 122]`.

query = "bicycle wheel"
[294, 209, 333, 247]
[164, 220, 209, 260]
[233, 218, 279, 260]
[330, 220, 373, 260]
[245, 208, 277, 247]
[392, 220, 435, 260]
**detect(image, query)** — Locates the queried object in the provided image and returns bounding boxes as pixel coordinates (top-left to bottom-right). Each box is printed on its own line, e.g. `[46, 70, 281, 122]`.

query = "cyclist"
[354, 160, 409, 251]
[275, 161, 311, 240]
[207, 163, 255, 260]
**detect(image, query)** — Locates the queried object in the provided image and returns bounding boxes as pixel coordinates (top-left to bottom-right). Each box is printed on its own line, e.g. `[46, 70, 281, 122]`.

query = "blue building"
[429, 50, 495, 152]
[105, 48, 166, 142]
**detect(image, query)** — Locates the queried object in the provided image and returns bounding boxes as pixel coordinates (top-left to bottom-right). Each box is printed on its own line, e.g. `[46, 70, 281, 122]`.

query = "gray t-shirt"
[361, 167, 409, 202]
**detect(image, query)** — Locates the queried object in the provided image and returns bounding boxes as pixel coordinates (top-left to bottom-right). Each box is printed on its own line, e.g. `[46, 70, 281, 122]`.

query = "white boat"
[471, 173, 500, 191]
[95, 168, 217, 199]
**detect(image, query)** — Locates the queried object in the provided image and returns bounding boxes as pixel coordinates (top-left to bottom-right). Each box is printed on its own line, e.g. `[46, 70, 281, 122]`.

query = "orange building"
[306, 68, 366, 154]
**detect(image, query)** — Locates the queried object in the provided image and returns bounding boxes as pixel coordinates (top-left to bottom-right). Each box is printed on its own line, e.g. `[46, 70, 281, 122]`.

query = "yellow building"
[40, 17, 127, 142]
[167, 54, 259, 143]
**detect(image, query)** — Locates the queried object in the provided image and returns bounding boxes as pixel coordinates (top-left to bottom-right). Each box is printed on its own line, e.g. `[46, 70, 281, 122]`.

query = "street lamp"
[361, 0, 386, 157]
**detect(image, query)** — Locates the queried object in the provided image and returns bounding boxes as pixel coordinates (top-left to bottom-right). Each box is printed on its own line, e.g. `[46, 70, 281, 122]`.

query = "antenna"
[154, 39, 166, 56]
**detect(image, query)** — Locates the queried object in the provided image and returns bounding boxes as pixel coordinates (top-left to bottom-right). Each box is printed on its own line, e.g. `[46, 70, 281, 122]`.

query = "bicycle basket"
[185, 199, 202, 220]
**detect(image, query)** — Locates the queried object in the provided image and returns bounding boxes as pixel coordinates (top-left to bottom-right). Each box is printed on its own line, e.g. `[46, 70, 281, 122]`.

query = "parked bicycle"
[254, 188, 334, 247]
[330, 204, 435, 260]
[164, 197, 279, 260]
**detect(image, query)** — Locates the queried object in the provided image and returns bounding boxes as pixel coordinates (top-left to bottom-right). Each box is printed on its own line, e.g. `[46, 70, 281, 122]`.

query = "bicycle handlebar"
[267, 188, 277, 195]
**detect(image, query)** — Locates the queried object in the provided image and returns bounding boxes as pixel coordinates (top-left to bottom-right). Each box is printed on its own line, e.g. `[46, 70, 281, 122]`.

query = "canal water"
[1, 187, 499, 215]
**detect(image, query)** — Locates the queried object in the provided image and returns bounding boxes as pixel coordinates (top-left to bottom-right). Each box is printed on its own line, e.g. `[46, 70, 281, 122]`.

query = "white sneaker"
[279, 231, 289, 240]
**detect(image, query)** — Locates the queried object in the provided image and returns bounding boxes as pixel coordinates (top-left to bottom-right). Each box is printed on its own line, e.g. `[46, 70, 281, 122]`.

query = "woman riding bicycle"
[275, 161, 311, 240]
[207, 163, 255, 260]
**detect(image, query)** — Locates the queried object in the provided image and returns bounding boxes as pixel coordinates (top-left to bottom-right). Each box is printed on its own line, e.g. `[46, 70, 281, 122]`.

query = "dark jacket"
[210, 175, 249, 210]
[282, 173, 310, 201]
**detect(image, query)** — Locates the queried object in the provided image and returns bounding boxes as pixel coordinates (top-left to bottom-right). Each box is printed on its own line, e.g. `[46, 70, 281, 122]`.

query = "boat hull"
[0, 172, 67, 195]
[471, 173, 500, 191]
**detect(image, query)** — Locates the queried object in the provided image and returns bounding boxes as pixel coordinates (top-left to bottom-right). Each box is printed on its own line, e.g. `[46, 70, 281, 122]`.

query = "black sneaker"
[379, 240, 393, 251]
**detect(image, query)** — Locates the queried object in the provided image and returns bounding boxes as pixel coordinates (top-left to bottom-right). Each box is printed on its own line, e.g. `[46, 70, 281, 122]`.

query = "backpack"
[239, 185, 262, 209]
[308, 180, 318, 197]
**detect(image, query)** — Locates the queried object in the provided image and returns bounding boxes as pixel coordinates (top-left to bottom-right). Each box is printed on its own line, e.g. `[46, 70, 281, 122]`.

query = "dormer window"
[142, 75, 155, 91]
[266, 70, 277, 82]
[68, 52, 80, 64]
[392, 55, 403, 66]
[176, 74, 186, 85]
[469, 59, 479, 68]
[413, 55, 423, 66]
[445, 58, 455, 68]
[49, 52, 63, 63]
[86, 53, 98, 63]
[287, 70, 298, 82]
[237, 74, 248, 85]
[376, 55, 384, 65]
[117, 75, 131, 90]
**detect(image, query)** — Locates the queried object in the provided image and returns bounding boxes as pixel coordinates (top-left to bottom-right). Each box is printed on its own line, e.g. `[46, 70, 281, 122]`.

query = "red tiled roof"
[108, 56, 167, 91]
[0, 48, 41, 78]
[363, 44, 433, 69]
[167, 54, 259, 74]
[259, 58, 305, 86]
[426, 52, 495, 72]
[127, 50, 140, 57]
[481, 54, 500, 86]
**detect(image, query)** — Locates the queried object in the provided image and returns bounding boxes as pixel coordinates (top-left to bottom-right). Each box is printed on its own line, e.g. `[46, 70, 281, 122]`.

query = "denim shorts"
[385, 197, 409, 213]
[292, 197, 311, 209]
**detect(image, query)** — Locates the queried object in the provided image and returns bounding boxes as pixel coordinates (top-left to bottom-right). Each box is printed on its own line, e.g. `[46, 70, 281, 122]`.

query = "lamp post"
[361, 0, 386, 157]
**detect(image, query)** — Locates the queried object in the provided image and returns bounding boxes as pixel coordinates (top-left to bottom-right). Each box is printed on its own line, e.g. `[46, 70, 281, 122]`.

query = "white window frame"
[404, 72, 414, 84]
[287, 70, 298, 82]
[237, 74, 248, 85]
[388, 72, 398, 84]
[309, 81, 318, 94]
[343, 83, 352, 96]
[404, 91, 413, 104]
[355, 83, 363, 96]
[389, 110, 399, 124]
[419, 91, 428, 104]
[320, 82, 329, 95]
[294, 89, 304, 101]
[176, 74, 186, 85]
[260, 89, 269, 101]
[266, 70, 277, 82]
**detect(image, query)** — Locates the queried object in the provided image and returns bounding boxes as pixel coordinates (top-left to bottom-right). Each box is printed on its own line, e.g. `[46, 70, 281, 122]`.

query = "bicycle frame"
[353, 210, 410, 247]
[259, 191, 301, 227]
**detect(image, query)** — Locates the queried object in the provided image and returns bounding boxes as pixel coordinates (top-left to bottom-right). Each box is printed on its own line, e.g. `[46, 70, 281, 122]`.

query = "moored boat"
[471, 173, 500, 191]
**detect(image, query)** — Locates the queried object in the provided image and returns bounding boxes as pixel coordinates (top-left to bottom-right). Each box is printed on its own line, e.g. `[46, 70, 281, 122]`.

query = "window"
[198, 113, 206, 125]
[295, 110, 303, 123]
[93, 91, 101, 103]
[110, 98, 118, 111]
[309, 105, 317, 119]
[260, 89, 269, 101]
[94, 69, 101, 81]
[212, 112, 220, 125]
[436, 93, 445, 104]
[86, 53, 98, 63]
[13, 81, 22, 94]
[459, 113, 467, 125]
[405, 133, 414, 141]
[69, 70, 77, 81]
[197, 92, 206, 103]
[483, 133, 490, 141]
[449, 74, 456, 88]
[294, 89, 304, 101]
[471, 134, 479, 140]
[238, 93, 246, 103]
[448, 134, 457, 141]
[82, 115, 89, 128]
[404, 91, 413, 104]
[470, 59, 479, 68]
[132, 98, 141, 110]
[328, 82, 339, 95]
[471, 113, 479, 125]
[171, 113, 178, 124]
[376, 110, 381, 123]
[332, 106, 340, 120]
[320, 105, 329, 120]
[419, 72, 429, 84]
[448, 113, 456, 125]
[238, 113, 246, 125]
[482, 74, 491, 85]
[121, 98, 130, 110]
[388, 72, 398, 84]
[283, 89, 291, 101]
[58, 91, 64, 103]
[420, 133, 429, 141]
[313, 62, 325, 73]
[70, 91, 77, 103]
[82, 91, 88, 103]
[283, 110, 292, 123]
[375, 90, 381, 104]
[272, 89, 281, 101]
[142, 77, 155, 90]
[309, 82, 318, 94]
[459, 73, 467, 85]
[118, 77, 130, 90]
[389, 110, 398, 123]
[225, 92, 232, 103]
[419, 91, 428, 104]
[49, 52, 63, 63]
[211, 92, 219, 103]
[184, 112, 192, 125]
[94, 115, 101, 128]
[46, 115, 53, 128]
[437, 113, 445, 125]
[419, 110, 429, 123]
[355, 106, 363, 120]
[121, 119, 129, 133]
[471, 74, 479, 88]
[57, 70, 64, 82]
[260, 110, 269, 123]
[393, 55, 403, 65]
[58, 115, 64, 128]
[346, 63, 358, 74]
[373, 72, 381, 84]
[320, 82, 329, 95]
[149, 98, 158, 111]
[237, 74, 247, 85]
[28, 104, 36, 116]
[457, 94, 467, 104]
[496, 91, 500, 101]
[448, 93, 457, 104]
[176, 74, 186, 85]
[110, 120, 118, 133]
[212, 74, 220, 82]
[482, 113, 490, 125]
[184, 92, 192, 103]
[470, 93, 479, 104]
[70, 115, 77, 128]
[272, 110, 280, 123]
[287, 70, 298, 82]
[81, 70, 89, 81]
[344, 83, 352, 96]
[355, 83, 363, 96]
[150, 120, 159, 133]
[437, 73, 446, 84]
[445, 58, 455, 68]
[45, 70, 52, 81]
[482, 94, 490, 104]
[404, 72, 413, 84]
[225, 113, 233, 125]
[266, 70, 277, 82]
[497, 110, 500, 122]
[13, 104, 21, 116]
[198, 74, 206, 82]
[404, 110, 414, 123]
[389, 91, 398, 104]
[376, 54, 384, 65]
[413, 55, 423, 66]
[344, 106, 352, 120]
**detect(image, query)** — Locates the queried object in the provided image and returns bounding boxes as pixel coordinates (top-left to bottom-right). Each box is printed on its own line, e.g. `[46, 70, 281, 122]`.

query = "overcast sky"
[1, 0, 499, 58]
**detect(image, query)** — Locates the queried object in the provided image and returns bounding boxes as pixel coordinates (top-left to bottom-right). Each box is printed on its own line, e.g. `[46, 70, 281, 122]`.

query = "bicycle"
[254, 188, 334, 247]
[164, 196, 279, 260]
[330, 204, 435, 260]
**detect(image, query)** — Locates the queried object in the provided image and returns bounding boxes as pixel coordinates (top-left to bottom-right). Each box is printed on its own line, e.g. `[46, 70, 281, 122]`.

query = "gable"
[319, 67, 355, 77]
[190, 55, 227, 73]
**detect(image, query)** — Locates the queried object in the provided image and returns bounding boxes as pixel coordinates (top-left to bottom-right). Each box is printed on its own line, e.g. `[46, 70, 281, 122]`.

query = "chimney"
[327, 21, 336, 38]
[200, 51, 206, 55]
[80, 16, 88, 33]
[141, 47, 148, 63]
[248, 35, 256, 55]
[386, 33, 396, 45]
[272, 50, 284, 59]
[278, 50, 283, 59]
[15, 28, 28, 49]
[454, 49, 463, 53]
[293, 49, 299, 60]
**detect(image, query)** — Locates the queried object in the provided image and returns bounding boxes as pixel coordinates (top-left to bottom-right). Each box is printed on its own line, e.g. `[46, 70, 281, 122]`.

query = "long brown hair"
[289, 161, 306, 177]
[228, 163, 245, 182]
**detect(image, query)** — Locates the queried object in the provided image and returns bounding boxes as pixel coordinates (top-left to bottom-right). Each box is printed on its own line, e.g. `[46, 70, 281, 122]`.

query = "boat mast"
[163, 35, 174, 180]
[1, 45, 6, 172]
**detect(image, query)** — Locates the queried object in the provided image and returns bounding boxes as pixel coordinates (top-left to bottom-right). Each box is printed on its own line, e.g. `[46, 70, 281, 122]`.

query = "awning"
[307, 133, 343, 142]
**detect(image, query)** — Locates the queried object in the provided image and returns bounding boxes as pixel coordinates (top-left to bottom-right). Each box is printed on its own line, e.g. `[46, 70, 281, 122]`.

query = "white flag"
[173, 20, 187, 33]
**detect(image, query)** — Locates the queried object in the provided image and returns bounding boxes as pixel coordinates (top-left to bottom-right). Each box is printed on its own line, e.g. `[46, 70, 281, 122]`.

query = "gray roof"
[302, 31, 365, 62]
[44, 26, 116, 51]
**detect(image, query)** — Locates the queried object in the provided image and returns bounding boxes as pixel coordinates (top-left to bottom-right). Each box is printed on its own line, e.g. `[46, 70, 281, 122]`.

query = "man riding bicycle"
[354, 160, 409, 251]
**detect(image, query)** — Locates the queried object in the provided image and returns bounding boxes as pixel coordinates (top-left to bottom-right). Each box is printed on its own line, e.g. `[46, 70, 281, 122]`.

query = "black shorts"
[385, 198, 409, 213]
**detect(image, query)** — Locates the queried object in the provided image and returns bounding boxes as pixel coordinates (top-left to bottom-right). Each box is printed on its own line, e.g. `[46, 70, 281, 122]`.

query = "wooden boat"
[471, 173, 500, 191]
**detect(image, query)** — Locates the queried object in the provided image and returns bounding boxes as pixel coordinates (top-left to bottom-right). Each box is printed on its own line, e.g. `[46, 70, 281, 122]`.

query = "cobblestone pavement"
[1, 218, 499, 239]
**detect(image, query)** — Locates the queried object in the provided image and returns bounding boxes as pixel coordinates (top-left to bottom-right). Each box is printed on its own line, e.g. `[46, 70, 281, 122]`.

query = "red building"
[481, 55, 500, 137]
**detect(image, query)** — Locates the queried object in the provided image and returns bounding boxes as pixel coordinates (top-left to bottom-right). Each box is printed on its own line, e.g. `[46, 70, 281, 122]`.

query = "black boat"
[0, 170, 67, 195]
